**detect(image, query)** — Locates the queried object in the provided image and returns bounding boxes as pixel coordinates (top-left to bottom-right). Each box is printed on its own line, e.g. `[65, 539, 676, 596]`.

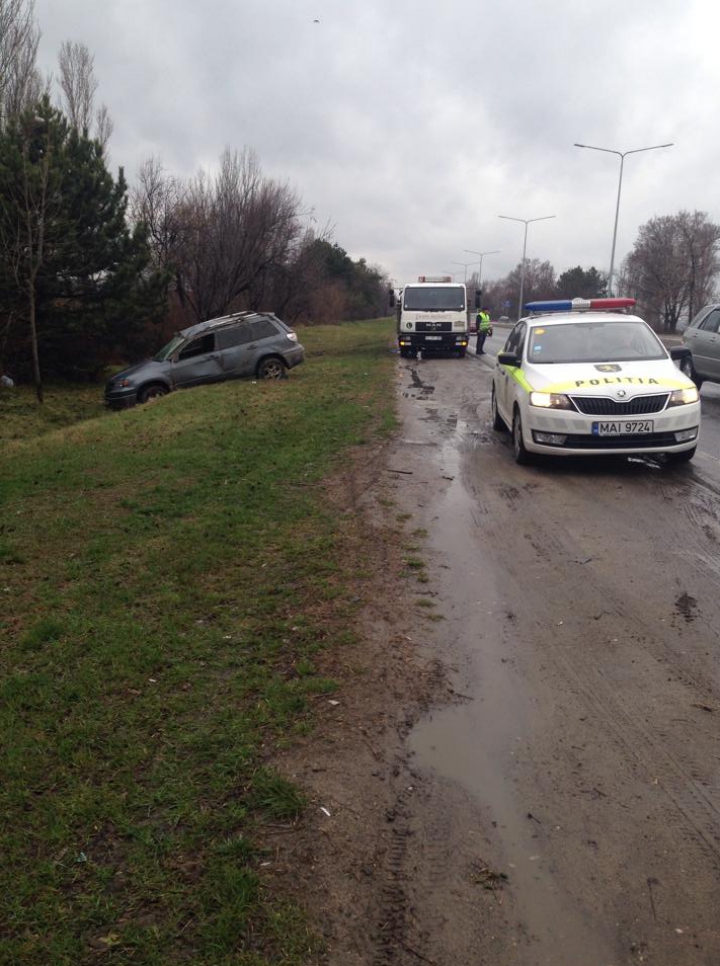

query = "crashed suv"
[105, 311, 304, 408]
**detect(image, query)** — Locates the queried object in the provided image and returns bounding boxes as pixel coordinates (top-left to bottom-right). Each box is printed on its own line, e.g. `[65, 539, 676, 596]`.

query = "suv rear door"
[243, 317, 282, 373]
[685, 306, 720, 380]
[216, 322, 257, 378]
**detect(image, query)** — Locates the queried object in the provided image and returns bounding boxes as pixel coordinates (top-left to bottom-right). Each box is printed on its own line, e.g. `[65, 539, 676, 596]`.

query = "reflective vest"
[477, 312, 491, 333]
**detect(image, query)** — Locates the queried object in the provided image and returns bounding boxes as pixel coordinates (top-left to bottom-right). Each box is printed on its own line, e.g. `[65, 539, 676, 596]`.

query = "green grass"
[0, 318, 397, 965]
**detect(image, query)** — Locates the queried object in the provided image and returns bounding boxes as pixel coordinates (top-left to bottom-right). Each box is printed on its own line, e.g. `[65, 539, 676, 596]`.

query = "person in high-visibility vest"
[476, 308, 492, 354]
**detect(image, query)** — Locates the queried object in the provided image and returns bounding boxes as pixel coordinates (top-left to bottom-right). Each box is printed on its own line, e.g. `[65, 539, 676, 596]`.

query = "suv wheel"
[138, 383, 169, 404]
[680, 356, 703, 389]
[257, 357, 286, 380]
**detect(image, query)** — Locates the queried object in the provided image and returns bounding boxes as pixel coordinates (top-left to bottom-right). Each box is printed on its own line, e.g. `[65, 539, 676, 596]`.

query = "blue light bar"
[525, 299, 575, 312]
[524, 298, 636, 313]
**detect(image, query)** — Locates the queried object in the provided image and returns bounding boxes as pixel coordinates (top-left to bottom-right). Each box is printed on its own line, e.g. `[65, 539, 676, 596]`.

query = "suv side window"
[247, 318, 278, 341]
[698, 309, 720, 333]
[217, 324, 253, 349]
[178, 333, 215, 359]
[688, 305, 715, 329]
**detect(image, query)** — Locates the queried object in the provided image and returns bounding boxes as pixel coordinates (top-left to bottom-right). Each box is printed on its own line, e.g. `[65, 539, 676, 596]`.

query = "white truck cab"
[395, 276, 470, 358]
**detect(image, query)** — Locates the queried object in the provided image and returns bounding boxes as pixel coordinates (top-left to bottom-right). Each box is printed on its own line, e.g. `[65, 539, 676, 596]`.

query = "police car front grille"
[570, 394, 669, 416]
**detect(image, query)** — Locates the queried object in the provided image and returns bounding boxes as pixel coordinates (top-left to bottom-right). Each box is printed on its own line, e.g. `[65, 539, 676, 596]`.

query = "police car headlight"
[529, 392, 574, 410]
[667, 387, 700, 407]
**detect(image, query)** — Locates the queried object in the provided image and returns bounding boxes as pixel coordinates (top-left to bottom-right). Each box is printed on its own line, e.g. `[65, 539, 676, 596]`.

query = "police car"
[491, 298, 700, 464]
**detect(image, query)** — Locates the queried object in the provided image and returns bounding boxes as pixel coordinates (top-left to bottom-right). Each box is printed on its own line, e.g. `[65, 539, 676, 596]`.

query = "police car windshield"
[527, 320, 666, 364]
[403, 286, 465, 311]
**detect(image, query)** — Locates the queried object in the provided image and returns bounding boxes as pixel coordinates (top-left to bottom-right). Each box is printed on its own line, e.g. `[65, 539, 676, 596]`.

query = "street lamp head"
[499, 214, 556, 226]
[574, 139, 673, 295]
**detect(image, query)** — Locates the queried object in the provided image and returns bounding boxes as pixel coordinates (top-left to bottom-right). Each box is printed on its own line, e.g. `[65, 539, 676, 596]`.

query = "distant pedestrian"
[476, 308, 492, 354]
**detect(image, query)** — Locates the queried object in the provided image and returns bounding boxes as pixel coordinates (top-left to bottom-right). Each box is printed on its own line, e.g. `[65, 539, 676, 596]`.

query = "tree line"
[0, 0, 391, 400]
[477, 210, 720, 329]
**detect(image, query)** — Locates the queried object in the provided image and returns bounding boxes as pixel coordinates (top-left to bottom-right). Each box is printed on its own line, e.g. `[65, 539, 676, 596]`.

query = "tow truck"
[393, 276, 471, 358]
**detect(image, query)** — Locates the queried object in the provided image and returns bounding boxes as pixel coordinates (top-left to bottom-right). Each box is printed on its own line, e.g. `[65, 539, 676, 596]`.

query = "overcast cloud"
[32, 0, 718, 288]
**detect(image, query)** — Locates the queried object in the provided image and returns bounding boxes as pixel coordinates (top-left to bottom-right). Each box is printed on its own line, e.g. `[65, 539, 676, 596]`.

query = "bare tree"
[623, 211, 720, 331]
[677, 210, 720, 321]
[132, 158, 181, 260]
[167, 148, 302, 321]
[95, 101, 113, 153]
[0, 0, 42, 127]
[57, 40, 97, 133]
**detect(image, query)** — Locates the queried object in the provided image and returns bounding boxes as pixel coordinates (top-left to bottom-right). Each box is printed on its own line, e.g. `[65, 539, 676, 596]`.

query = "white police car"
[491, 298, 701, 464]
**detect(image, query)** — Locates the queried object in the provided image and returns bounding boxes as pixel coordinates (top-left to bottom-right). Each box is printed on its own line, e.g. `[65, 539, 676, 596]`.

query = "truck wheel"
[457, 348, 466, 358]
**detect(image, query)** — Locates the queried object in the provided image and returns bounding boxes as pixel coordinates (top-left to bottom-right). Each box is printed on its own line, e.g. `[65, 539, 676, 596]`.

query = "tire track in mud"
[372, 779, 415, 966]
[390, 356, 720, 962]
[465, 465, 720, 886]
[496, 489, 720, 854]
[538, 628, 720, 864]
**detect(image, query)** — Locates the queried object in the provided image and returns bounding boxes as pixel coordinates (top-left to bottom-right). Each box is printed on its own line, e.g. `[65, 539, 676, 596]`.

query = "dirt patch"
[262, 433, 452, 964]
[675, 591, 699, 623]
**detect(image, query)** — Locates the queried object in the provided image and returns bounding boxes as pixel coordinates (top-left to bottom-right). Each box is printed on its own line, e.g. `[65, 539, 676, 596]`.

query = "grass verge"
[0, 319, 396, 965]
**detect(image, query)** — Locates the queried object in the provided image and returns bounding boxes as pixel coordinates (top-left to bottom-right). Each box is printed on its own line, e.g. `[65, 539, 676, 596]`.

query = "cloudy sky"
[32, 0, 717, 289]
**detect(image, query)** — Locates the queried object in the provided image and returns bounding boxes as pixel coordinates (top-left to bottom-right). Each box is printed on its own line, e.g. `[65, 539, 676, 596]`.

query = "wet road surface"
[388, 349, 720, 965]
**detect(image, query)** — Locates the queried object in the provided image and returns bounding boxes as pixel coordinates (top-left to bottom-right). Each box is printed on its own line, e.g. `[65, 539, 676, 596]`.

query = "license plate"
[425, 335, 442, 341]
[592, 420, 654, 436]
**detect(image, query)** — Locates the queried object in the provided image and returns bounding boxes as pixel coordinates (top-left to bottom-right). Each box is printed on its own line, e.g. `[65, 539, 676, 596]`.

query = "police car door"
[498, 322, 526, 416]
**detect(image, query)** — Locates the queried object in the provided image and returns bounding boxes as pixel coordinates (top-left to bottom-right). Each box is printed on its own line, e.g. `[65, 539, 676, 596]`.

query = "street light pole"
[574, 141, 673, 296]
[463, 248, 500, 298]
[498, 215, 556, 320]
[451, 260, 480, 283]
[452, 260, 481, 327]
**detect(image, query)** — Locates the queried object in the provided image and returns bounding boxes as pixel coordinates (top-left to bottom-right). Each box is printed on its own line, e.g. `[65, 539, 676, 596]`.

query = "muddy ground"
[270, 349, 720, 966]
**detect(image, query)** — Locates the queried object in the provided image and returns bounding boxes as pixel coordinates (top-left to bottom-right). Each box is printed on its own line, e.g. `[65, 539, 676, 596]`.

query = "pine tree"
[0, 97, 169, 396]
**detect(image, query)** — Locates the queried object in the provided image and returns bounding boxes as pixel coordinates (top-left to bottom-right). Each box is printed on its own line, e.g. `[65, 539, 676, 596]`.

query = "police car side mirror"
[497, 351, 520, 366]
[669, 345, 690, 362]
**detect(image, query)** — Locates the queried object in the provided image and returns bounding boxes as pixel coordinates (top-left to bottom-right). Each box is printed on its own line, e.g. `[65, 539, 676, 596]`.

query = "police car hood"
[524, 359, 694, 397]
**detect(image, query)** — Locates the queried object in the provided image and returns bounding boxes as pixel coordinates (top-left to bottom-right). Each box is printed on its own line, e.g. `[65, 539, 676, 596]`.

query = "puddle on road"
[407, 429, 617, 964]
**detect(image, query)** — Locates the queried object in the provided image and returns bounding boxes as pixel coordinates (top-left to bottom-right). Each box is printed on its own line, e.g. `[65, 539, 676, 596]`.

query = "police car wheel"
[512, 409, 532, 465]
[491, 389, 506, 431]
[667, 446, 696, 464]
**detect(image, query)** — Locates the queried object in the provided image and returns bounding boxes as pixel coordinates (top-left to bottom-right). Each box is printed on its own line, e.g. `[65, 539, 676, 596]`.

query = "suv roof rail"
[204, 311, 260, 328]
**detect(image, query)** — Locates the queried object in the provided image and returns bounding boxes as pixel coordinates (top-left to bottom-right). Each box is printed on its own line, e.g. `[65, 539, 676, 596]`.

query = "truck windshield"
[403, 287, 465, 311]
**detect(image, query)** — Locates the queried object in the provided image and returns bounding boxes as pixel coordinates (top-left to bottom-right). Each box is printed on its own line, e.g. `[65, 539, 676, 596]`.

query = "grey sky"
[33, 0, 717, 288]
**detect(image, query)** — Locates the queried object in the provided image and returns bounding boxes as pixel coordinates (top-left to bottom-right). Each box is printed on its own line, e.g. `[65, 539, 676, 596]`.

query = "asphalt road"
[386, 345, 720, 965]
